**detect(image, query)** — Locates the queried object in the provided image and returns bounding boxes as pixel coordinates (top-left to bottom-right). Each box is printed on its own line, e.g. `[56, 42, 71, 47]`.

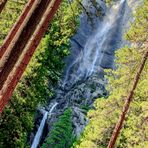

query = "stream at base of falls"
[30, 0, 141, 147]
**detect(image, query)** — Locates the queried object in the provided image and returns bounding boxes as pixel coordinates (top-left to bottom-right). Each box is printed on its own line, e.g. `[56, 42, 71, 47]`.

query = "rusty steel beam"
[0, 0, 50, 89]
[0, 0, 7, 13]
[0, 0, 36, 59]
[0, 0, 38, 74]
[0, 0, 62, 113]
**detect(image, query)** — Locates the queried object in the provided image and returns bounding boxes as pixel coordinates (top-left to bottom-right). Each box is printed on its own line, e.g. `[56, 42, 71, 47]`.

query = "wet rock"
[31, 0, 142, 146]
[72, 107, 88, 137]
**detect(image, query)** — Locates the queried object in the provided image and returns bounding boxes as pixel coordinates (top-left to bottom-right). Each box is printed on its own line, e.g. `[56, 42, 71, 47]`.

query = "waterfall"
[31, 102, 58, 148]
[48, 102, 58, 114]
[120, 0, 126, 4]
[62, 0, 126, 89]
[29, 0, 139, 145]
[31, 111, 48, 148]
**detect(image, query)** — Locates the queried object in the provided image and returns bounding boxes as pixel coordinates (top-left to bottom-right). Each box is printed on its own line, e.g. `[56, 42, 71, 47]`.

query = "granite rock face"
[31, 0, 142, 145]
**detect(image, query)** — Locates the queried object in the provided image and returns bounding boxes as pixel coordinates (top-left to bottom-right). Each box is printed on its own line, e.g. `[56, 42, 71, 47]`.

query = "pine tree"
[0, 0, 81, 147]
[108, 47, 148, 148]
[75, 1, 148, 147]
[42, 108, 74, 148]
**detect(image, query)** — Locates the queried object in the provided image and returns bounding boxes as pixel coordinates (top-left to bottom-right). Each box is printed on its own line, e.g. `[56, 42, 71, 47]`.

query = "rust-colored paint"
[0, 0, 62, 113]
[0, 0, 36, 59]
[0, 0, 7, 13]
[0, 0, 51, 89]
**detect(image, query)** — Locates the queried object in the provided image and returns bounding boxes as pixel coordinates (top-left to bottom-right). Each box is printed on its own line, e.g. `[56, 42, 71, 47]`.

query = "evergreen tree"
[0, 0, 81, 147]
[75, 1, 148, 147]
[42, 108, 74, 148]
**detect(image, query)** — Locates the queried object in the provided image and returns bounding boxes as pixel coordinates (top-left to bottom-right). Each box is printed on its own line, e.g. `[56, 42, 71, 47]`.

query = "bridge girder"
[0, 0, 62, 113]
[0, 0, 7, 13]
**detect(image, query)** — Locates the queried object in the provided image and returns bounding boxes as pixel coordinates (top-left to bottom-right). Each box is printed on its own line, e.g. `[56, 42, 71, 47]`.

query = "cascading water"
[32, 0, 139, 144]
[49, 0, 128, 136]
[31, 103, 58, 148]
[31, 111, 48, 148]
[120, 0, 126, 4]
[62, 0, 126, 89]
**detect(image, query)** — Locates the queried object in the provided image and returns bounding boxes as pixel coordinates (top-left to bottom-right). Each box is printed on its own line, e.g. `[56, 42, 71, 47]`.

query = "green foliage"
[80, 104, 91, 112]
[75, 1, 148, 148]
[105, 0, 114, 6]
[0, 0, 81, 147]
[42, 108, 74, 148]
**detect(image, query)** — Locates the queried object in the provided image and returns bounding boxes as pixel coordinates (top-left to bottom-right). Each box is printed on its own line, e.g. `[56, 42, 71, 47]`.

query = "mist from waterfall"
[62, 0, 126, 89]
[30, 0, 138, 145]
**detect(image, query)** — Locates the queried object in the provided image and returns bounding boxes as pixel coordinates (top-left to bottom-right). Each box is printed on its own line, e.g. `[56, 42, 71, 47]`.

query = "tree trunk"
[108, 48, 148, 148]
[0, 0, 7, 13]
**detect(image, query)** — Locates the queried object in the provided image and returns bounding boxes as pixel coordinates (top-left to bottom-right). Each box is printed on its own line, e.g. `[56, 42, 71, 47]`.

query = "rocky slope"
[30, 0, 142, 146]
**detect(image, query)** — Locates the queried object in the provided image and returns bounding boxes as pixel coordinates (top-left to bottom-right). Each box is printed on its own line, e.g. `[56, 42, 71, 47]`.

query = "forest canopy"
[0, 0, 147, 148]
[75, 0, 148, 147]
[0, 0, 81, 147]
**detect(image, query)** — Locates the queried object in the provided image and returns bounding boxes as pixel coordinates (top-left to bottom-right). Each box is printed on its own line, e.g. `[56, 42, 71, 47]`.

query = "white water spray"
[120, 0, 126, 4]
[62, 0, 126, 88]
[49, 102, 58, 114]
[31, 102, 58, 148]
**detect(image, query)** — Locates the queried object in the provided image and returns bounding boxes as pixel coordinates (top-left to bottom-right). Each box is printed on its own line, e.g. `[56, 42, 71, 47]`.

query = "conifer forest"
[0, 0, 147, 148]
